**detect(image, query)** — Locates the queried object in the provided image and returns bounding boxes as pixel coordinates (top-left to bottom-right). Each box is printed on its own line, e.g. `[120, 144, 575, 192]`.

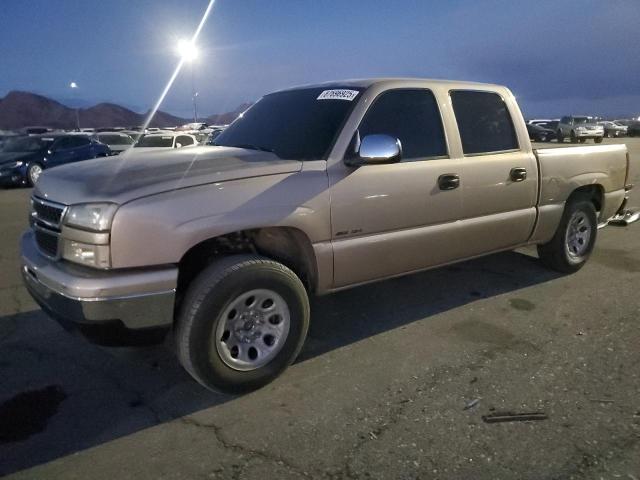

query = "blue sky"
[1, 0, 639, 118]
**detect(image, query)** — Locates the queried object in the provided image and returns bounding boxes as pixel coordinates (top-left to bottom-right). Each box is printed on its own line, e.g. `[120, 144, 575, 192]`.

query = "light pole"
[176, 39, 199, 123]
[69, 82, 80, 131]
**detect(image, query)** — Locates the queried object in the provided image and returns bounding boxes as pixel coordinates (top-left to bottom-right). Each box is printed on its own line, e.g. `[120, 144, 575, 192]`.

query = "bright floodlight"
[177, 39, 198, 61]
[69, 82, 78, 89]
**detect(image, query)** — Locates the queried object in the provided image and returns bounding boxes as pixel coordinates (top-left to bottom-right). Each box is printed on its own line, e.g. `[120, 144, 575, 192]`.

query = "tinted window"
[67, 136, 91, 148]
[450, 91, 518, 155]
[1, 136, 54, 152]
[98, 134, 133, 145]
[135, 136, 174, 147]
[357, 89, 446, 160]
[214, 87, 363, 160]
[176, 135, 195, 146]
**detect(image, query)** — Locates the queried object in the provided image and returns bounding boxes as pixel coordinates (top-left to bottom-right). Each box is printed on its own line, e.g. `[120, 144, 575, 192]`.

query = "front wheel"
[556, 131, 564, 143]
[570, 131, 579, 143]
[27, 163, 43, 186]
[175, 255, 310, 393]
[537, 198, 597, 273]
[594, 136, 603, 143]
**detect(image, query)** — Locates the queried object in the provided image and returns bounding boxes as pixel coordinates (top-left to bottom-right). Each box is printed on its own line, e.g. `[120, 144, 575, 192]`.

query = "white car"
[133, 133, 197, 152]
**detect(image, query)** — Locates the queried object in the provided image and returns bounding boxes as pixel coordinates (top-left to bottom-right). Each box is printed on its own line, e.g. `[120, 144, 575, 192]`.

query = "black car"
[0, 134, 111, 187]
[627, 121, 640, 137]
[526, 123, 555, 142]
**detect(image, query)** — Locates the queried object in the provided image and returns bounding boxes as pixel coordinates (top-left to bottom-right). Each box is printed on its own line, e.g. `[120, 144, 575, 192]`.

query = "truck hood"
[33, 146, 303, 205]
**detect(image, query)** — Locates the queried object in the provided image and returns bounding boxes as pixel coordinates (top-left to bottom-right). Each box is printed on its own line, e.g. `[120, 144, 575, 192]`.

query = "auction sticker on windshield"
[317, 89, 359, 101]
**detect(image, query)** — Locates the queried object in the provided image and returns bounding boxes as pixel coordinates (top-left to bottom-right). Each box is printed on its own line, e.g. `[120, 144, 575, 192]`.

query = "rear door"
[449, 90, 537, 257]
[329, 88, 463, 287]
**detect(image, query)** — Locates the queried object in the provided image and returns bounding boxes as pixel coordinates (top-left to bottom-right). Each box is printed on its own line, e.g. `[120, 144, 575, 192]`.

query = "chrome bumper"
[21, 231, 177, 334]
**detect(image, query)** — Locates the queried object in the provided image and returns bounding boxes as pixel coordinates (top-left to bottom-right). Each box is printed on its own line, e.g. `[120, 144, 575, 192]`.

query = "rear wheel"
[175, 255, 310, 393]
[537, 198, 597, 273]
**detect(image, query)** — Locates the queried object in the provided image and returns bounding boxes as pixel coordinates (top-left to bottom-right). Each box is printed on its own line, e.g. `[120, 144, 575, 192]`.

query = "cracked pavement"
[1, 138, 639, 479]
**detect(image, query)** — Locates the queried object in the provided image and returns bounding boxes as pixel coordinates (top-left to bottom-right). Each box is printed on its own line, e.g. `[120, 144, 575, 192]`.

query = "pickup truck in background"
[556, 115, 605, 143]
[21, 78, 637, 393]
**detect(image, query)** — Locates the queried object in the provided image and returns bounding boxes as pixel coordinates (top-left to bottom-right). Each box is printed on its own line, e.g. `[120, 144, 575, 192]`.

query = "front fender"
[109, 169, 331, 268]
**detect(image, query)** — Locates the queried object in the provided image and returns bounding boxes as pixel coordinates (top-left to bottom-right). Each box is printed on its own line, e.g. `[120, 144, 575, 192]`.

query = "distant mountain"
[203, 102, 253, 125]
[0, 91, 248, 130]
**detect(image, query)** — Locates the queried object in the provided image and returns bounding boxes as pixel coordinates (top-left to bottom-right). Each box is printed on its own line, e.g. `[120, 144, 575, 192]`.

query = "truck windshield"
[213, 87, 363, 160]
[573, 117, 591, 124]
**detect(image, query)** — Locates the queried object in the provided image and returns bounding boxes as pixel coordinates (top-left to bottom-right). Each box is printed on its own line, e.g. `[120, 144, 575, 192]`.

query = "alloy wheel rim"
[29, 165, 42, 184]
[215, 289, 291, 371]
[565, 211, 592, 258]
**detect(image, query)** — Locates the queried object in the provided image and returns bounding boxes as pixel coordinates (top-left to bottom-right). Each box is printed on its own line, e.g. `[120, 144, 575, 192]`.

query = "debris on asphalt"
[470, 377, 478, 384]
[481, 411, 548, 423]
[464, 398, 481, 411]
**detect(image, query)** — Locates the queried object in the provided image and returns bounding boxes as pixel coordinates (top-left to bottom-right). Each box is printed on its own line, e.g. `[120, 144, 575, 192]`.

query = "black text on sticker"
[317, 89, 359, 101]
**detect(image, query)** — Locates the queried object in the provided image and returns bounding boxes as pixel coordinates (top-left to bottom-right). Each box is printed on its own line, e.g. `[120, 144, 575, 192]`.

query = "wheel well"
[568, 185, 603, 213]
[176, 227, 317, 306]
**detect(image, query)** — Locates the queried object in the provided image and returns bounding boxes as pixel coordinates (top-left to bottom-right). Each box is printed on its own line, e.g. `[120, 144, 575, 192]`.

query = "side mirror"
[347, 134, 402, 166]
[175, 142, 182, 148]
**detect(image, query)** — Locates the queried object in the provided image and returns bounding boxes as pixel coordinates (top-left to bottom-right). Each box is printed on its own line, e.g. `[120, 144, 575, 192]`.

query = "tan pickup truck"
[21, 78, 637, 393]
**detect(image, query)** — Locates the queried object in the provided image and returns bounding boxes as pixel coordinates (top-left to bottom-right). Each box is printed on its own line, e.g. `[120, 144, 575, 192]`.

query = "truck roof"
[276, 77, 505, 93]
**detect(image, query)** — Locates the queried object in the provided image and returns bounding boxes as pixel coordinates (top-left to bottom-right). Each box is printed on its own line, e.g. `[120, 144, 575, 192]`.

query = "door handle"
[438, 174, 460, 190]
[510, 167, 527, 182]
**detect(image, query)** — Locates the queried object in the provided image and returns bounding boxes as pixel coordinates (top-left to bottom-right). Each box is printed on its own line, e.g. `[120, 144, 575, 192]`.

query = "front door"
[328, 88, 464, 288]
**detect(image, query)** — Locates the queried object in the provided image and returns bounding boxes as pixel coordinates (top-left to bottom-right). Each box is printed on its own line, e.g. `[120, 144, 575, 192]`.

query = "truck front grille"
[31, 197, 66, 228]
[35, 229, 59, 257]
[30, 197, 66, 258]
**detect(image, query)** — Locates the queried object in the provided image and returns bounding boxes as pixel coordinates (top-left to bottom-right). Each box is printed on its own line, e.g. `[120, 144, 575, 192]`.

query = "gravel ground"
[0, 138, 639, 479]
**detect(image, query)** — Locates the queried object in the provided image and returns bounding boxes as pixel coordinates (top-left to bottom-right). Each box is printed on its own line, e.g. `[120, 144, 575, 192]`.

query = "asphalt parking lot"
[1, 138, 639, 479]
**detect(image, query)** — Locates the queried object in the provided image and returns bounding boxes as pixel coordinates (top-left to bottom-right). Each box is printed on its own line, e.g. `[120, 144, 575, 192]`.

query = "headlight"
[576, 127, 586, 132]
[4, 161, 24, 169]
[64, 203, 117, 232]
[61, 240, 111, 268]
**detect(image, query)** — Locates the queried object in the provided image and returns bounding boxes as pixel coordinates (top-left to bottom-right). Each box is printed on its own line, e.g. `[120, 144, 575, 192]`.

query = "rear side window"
[450, 90, 518, 155]
[358, 89, 447, 160]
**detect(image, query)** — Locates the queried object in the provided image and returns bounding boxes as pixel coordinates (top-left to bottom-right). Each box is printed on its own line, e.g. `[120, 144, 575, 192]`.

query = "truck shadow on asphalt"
[0, 249, 560, 476]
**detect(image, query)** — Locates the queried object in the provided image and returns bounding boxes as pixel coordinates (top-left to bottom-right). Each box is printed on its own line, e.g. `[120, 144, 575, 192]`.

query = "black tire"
[537, 198, 597, 273]
[175, 254, 310, 394]
[579, 138, 586, 143]
[594, 136, 603, 144]
[26, 163, 43, 187]
[570, 131, 578, 143]
[556, 131, 564, 143]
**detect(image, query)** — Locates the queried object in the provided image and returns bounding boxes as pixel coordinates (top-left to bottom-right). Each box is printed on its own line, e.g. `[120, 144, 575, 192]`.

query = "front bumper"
[575, 130, 604, 138]
[0, 166, 25, 185]
[21, 230, 178, 345]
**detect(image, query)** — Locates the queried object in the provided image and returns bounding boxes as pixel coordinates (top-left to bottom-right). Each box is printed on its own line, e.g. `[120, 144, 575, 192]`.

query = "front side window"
[450, 90, 518, 155]
[357, 89, 447, 161]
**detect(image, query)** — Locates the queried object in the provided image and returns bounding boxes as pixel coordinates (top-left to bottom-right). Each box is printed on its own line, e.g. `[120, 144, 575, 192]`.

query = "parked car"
[598, 121, 627, 138]
[627, 121, 640, 137]
[557, 116, 604, 143]
[21, 78, 635, 393]
[91, 132, 135, 154]
[0, 134, 111, 186]
[532, 120, 559, 132]
[133, 132, 197, 152]
[526, 123, 555, 142]
[20, 126, 55, 135]
[527, 118, 556, 125]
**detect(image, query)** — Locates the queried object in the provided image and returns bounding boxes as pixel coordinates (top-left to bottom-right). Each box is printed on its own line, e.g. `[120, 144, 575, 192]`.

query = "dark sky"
[1, 0, 639, 118]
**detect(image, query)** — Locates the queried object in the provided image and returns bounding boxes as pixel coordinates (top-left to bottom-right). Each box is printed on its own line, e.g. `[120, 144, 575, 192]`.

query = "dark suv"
[0, 134, 111, 186]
